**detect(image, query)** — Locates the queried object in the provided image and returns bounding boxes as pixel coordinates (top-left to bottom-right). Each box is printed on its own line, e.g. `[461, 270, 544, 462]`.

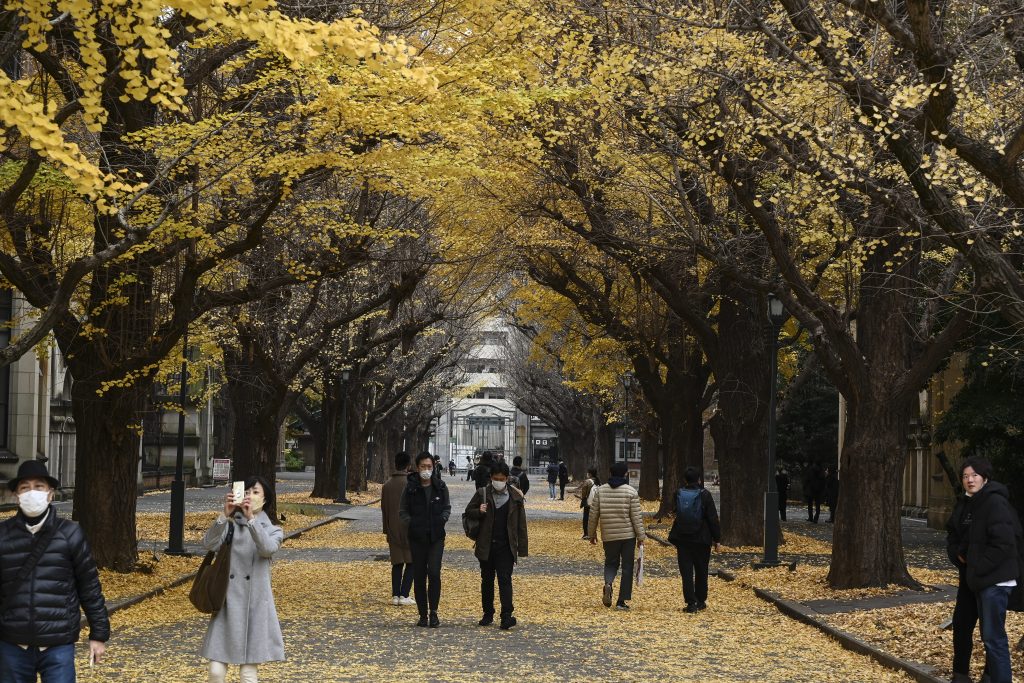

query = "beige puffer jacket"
[588, 483, 646, 543]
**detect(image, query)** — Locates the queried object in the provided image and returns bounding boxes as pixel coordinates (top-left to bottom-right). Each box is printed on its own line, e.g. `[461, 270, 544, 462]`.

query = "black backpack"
[462, 487, 487, 540]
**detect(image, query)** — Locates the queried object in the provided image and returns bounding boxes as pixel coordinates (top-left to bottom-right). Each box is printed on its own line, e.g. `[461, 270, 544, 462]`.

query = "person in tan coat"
[589, 461, 646, 610]
[381, 451, 415, 606]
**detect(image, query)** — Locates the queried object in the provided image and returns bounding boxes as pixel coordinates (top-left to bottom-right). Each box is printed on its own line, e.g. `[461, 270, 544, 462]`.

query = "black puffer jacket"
[964, 481, 1022, 592]
[399, 475, 451, 544]
[0, 508, 110, 646]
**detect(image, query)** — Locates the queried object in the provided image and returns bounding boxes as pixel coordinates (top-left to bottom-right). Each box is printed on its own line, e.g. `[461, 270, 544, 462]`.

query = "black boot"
[500, 616, 517, 630]
[417, 615, 428, 627]
[429, 612, 440, 628]
[478, 614, 494, 626]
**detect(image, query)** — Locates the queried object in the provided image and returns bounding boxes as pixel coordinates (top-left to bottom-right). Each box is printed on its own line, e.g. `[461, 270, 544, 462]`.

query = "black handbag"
[189, 521, 234, 614]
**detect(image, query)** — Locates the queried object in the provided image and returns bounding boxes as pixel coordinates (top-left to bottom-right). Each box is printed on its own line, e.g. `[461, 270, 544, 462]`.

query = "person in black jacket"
[558, 461, 569, 500]
[668, 466, 721, 613]
[546, 461, 559, 500]
[399, 453, 452, 628]
[473, 451, 495, 490]
[946, 488, 980, 683]
[775, 467, 790, 521]
[0, 460, 109, 681]
[509, 456, 530, 496]
[958, 457, 1021, 683]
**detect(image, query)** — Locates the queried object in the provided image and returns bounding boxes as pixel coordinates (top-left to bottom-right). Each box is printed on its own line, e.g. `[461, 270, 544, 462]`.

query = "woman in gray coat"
[201, 475, 285, 683]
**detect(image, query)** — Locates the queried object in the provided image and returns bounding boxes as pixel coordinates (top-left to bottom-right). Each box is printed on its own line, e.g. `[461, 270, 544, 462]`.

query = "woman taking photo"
[201, 475, 285, 683]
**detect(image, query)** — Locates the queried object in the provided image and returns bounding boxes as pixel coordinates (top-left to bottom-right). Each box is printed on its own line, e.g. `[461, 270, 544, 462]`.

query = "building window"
[0, 290, 11, 450]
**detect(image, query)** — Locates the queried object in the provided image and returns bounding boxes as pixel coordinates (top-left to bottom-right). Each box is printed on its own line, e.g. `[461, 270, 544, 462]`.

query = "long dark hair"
[244, 475, 279, 524]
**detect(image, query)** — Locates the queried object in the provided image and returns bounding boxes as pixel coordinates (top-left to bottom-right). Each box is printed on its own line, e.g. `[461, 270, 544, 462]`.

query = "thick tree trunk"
[71, 379, 147, 571]
[657, 395, 704, 516]
[310, 378, 342, 498]
[222, 345, 286, 482]
[638, 426, 660, 500]
[591, 407, 614, 476]
[712, 286, 772, 546]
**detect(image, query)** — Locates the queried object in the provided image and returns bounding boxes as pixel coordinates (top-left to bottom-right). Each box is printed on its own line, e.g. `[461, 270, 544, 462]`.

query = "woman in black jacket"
[399, 453, 451, 628]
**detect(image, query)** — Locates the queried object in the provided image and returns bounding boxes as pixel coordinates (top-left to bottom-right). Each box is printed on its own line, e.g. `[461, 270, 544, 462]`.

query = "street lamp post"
[166, 327, 189, 555]
[757, 293, 786, 568]
[622, 372, 634, 466]
[335, 369, 351, 504]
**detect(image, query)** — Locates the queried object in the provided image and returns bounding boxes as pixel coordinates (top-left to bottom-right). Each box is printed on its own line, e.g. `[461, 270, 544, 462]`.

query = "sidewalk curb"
[98, 513, 347, 621]
[752, 588, 945, 683]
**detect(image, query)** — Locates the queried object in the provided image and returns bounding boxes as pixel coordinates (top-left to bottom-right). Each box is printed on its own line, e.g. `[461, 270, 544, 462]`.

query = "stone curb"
[752, 587, 945, 683]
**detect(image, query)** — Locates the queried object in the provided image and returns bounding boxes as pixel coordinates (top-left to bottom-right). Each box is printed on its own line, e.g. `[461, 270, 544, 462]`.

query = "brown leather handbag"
[189, 521, 234, 614]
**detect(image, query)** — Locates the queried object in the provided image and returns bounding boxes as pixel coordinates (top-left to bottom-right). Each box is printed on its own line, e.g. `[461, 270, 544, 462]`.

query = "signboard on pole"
[212, 459, 231, 482]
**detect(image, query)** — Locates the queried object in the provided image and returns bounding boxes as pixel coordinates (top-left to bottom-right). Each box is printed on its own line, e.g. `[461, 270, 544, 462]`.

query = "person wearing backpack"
[510, 456, 530, 497]
[669, 466, 721, 613]
[577, 468, 600, 540]
[464, 462, 529, 629]
[588, 461, 646, 610]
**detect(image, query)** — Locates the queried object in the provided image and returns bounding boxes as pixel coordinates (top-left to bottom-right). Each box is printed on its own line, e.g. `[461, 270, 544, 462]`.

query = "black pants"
[952, 578, 979, 675]
[676, 541, 712, 605]
[603, 539, 636, 603]
[480, 542, 516, 618]
[582, 506, 591, 536]
[559, 482, 567, 500]
[391, 563, 413, 598]
[778, 492, 788, 521]
[807, 496, 821, 523]
[410, 538, 444, 616]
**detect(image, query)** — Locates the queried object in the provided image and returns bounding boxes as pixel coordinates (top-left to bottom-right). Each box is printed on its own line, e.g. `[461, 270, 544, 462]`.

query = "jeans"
[392, 563, 413, 598]
[582, 506, 591, 536]
[676, 541, 712, 605]
[977, 584, 1013, 683]
[209, 662, 258, 683]
[548, 483, 557, 498]
[411, 538, 444, 616]
[952, 577, 979, 676]
[603, 538, 636, 603]
[480, 542, 516, 618]
[0, 642, 75, 683]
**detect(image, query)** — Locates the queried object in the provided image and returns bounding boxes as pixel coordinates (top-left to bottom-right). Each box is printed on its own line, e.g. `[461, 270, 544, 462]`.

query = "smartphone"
[232, 480, 245, 504]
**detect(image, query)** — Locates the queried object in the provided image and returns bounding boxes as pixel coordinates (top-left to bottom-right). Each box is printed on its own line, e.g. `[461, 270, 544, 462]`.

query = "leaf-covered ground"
[77, 515, 914, 682]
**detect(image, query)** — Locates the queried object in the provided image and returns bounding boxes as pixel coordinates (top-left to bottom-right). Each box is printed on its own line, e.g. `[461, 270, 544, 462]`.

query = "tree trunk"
[657, 395, 704, 516]
[592, 406, 614, 475]
[712, 285, 772, 546]
[638, 426, 660, 500]
[71, 379, 147, 571]
[223, 346, 287, 483]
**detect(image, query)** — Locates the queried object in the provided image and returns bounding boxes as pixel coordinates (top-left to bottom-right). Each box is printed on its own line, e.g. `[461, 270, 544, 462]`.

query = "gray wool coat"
[199, 511, 285, 665]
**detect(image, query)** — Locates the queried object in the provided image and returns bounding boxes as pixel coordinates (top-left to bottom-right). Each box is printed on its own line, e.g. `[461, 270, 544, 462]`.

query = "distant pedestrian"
[577, 467, 599, 539]
[558, 460, 569, 500]
[465, 462, 529, 630]
[510, 456, 530, 496]
[546, 460, 559, 500]
[669, 466, 721, 613]
[399, 453, 451, 628]
[0, 461, 109, 682]
[474, 451, 495, 489]
[448, 459, 456, 477]
[588, 461, 646, 610]
[382, 451, 415, 606]
[775, 467, 790, 521]
[950, 457, 1021, 683]
[429, 453, 442, 484]
[201, 475, 284, 683]
[466, 456, 474, 481]
[824, 467, 839, 524]
[804, 462, 825, 523]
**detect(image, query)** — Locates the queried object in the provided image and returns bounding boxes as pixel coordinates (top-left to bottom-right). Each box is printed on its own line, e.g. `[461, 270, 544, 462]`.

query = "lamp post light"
[622, 372, 635, 466]
[166, 327, 190, 556]
[757, 293, 786, 568]
[335, 369, 351, 504]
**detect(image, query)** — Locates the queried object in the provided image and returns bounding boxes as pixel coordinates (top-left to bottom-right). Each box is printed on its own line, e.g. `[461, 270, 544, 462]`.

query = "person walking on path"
[0, 460, 109, 682]
[448, 459, 456, 478]
[465, 456, 474, 481]
[954, 457, 1022, 683]
[946, 479, 982, 683]
[804, 462, 826, 523]
[669, 466, 721, 613]
[588, 461, 646, 610]
[775, 467, 790, 521]
[546, 460, 559, 500]
[464, 462, 529, 630]
[201, 475, 284, 683]
[509, 456, 530, 497]
[577, 468, 599, 539]
[382, 451, 415, 606]
[558, 461, 570, 500]
[399, 452, 451, 628]
[824, 467, 839, 524]
[474, 451, 495, 490]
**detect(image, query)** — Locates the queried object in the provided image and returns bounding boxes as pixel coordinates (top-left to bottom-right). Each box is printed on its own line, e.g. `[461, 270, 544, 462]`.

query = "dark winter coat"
[558, 463, 569, 485]
[775, 472, 790, 497]
[0, 508, 109, 647]
[946, 493, 970, 573]
[546, 463, 558, 484]
[825, 472, 839, 508]
[465, 485, 529, 562]
[807, 464, 826, 499]
[510, 467, 530, 495]
[399, 475, 451, 545]
[963, 481, 1021, 592]
[473, 463, 493, 490]
[668, 486, 722, 547]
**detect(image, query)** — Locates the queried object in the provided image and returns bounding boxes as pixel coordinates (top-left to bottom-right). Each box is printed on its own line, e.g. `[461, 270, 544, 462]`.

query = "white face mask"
[18, 490, 50, 517]
[419, 469, 433, 480]
[248, 491, 265, 514]
[491, 480, 507, 492]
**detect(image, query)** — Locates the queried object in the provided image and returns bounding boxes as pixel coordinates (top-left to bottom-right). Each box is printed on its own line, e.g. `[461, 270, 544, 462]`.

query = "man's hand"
[89, 640, 106, 665]
[713, 542, 721, 553]
[637, 538, 644, 547]
[589, 536, 597, 546]
[480, 503, 488, 514]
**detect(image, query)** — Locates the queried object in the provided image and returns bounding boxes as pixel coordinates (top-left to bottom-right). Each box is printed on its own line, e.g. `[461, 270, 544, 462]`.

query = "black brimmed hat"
[7, 460, 60, 492]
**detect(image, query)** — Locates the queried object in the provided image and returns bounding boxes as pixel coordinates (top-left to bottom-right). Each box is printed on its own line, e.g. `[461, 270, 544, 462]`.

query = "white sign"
[212, 459, 231, 482]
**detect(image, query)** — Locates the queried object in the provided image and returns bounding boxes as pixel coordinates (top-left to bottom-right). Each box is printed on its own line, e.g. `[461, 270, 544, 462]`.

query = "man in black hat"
[0, 460, 109, 681]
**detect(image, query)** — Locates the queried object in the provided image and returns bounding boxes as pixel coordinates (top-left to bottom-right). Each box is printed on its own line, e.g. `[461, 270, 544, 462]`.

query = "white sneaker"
[391, 596, 400, 606]
[399, 596, 416, 606]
